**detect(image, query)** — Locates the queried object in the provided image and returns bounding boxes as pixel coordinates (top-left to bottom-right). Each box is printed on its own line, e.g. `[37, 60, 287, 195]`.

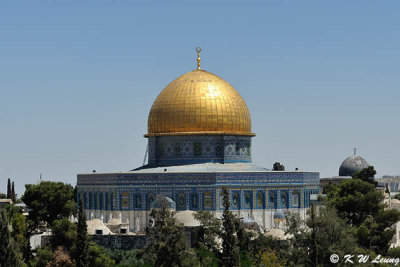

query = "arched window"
[191, 193, 198, 209]
[292, 191, 300, 208]
[147, 193, 155, 210]
[135, 194, 141, 209]
[269, 191, 276, 209]
[256, 191, 264, 208]
[232, 192, 240, 209]
[281, 191, 288, 209]
[204, 192, 212, 210]
[244, 191, 252, 209]
[177, 192, 186, 210]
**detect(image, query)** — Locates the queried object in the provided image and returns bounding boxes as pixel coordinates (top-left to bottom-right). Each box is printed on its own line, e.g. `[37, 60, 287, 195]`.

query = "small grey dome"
[339, 153, 369, 177]
[241, 218, 261, 232]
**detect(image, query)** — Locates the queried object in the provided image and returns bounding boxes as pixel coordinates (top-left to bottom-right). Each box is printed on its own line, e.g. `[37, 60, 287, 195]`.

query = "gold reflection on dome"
[146, 69, 254, 137]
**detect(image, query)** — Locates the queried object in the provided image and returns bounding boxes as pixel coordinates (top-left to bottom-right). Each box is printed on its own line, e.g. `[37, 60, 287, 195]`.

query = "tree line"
[2, 166, 400, 266]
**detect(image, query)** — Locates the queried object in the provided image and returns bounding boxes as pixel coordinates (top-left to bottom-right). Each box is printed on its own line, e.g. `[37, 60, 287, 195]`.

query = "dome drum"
[147, 135, 252, 167]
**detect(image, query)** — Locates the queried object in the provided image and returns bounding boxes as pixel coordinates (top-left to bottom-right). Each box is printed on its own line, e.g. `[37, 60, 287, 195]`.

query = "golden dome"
[146, 69, 254, 137]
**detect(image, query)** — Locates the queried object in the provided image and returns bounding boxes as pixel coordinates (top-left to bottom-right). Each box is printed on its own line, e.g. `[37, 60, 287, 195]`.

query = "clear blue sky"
[1, 0, 399, 196]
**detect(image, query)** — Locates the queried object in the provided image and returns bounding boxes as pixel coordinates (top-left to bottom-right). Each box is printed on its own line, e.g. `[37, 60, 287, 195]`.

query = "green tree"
[7, 178, 11, 199]
[352, 166, 377, 186]
[5, 204, 29, 262]
[51, 218, 77, 250]
[307, 207, 363, 266]
[11, 181, 17, 203]
[144, 196, 198, 266]
[21, 181, 75, 231]
[387, 247, 400, 258]
[194, 246, 219, 267]
[308, 204, 317, 267]
[236, 220, 256, 253]
[87, 242, 115, 267]
[104, 249, 145, 267]
[285, 212, 310, 266]
[326, 178, 383, 226]
[75, 200, 89, 267]
[285, 207, 364, 267]
[219, 187, 240, 267]
[259, 250, 286, 267]
[33, 247, 53, 267]
[356, 209, 400, 254]
[327, 175, 400, 255]
[247, 234, 287, 266]
[194, 210, 221, 252]
[273, 162, 285, 171]
[0, 209, 20, 267]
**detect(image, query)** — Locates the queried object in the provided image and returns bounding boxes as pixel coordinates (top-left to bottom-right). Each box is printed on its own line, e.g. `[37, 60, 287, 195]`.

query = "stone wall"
[91, 235, 148, 250]
[40, 227, 201, 251]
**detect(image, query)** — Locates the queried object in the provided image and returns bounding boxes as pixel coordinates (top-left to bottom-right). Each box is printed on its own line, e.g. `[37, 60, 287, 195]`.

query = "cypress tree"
[11, 181, 16, 203]
[7, 178, 11, 199]
[309, 203, 317, 267]
[0, 210, 19, 266]
[75, 199, 88, 267]
[219, 187, 240, 267]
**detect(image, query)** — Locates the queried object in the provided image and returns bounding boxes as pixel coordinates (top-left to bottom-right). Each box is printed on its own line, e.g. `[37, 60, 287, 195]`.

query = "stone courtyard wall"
[41, 226, 200, 250]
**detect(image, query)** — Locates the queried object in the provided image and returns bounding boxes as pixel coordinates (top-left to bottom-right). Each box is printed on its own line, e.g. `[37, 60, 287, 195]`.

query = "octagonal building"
[76, 50, 320, 231]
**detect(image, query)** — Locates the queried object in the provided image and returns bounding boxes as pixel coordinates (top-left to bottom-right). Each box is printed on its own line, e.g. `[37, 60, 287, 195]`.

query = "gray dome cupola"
[339, 148, 370, 177]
